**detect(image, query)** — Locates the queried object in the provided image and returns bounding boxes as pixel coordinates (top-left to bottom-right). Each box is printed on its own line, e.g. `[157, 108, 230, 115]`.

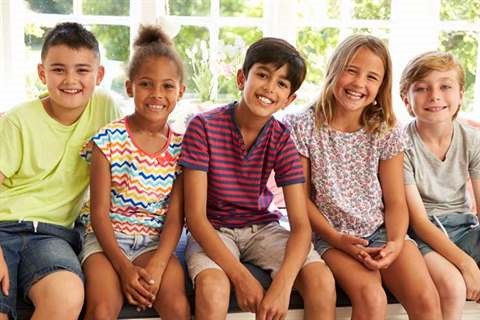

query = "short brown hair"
[399, 51, 464, 117]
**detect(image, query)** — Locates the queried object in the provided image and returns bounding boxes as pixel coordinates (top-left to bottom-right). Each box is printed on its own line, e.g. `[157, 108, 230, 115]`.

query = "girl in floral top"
[286, 34, 442, 319]
[80, 25, 190, 319]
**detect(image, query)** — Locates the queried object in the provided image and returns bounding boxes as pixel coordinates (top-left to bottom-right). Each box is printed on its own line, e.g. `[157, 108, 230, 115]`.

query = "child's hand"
[460, 258, 480, 302]
[232, 271, 264, 313]
[142, 261, 166, 301]
[118, 263, 155, 308]
[333, 233, 372, 261]
[361, 241, 402, 270]
[0, 251, 9, 296]
[256, 278, 290, 320]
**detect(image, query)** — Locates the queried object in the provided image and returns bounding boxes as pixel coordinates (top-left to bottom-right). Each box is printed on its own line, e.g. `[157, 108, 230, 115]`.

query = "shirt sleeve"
[178, 115, 210, 172]
[380, 124, 409, 160]
[0, 116, 22, 177]
[283, 108, 313, 159]
[273, 129, 305, 187]
[469, 128, 480, 179]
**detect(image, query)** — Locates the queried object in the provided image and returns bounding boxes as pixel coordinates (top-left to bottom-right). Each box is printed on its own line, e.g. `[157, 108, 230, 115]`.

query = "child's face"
[333, 47, 384, 117]
[404, 69, 463, 124]
[37, 44, 104, 112]
[126, 56, 185, 124]
[236, 63, 296, 119]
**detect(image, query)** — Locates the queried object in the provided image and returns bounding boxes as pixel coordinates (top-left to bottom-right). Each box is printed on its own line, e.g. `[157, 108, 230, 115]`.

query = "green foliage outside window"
[353, 0, 391, 20]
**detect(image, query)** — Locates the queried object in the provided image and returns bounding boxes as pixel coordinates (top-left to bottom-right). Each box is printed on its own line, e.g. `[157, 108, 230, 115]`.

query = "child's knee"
[156, 295, 191, 319]
[298, 262, 336, 297]
[195, 269, 230, 303]
[84, 303, 120, 320]
[354, 283, 387, 310]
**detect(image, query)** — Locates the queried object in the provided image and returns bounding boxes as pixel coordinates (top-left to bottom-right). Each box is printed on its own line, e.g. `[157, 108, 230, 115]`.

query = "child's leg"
[82, 253, 124, 320]
[323, 249, 386, 320]
[17, 231, 84, 320]
[424, 251, 466, 320]
[133, 252, 190, 319]
[186, 234, 236, 320]
[294, 261, 336, 320]
[28, 270, 84, 320]
[381, 241, 442, 320]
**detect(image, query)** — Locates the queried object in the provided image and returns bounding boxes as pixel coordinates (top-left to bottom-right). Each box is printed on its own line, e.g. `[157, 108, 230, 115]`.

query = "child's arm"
[406, 183, 480, 301]
[300, 157, 371, 260]
[89, 144, 154, 307]
[376, 153, 408, 268]
[184, 168, 264, 313]
[472, 178, 480, 217]
[257, 183, 311, 319]
[143, 174, 185, 298]
[0, 246, 9, 296]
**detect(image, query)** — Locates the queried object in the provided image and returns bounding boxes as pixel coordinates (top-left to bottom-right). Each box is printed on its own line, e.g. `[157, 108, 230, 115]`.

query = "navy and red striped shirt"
[179, 103, 305, 229]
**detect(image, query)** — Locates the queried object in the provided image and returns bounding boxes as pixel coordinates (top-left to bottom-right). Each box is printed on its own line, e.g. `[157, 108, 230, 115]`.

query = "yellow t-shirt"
[0, 89, 121, 228]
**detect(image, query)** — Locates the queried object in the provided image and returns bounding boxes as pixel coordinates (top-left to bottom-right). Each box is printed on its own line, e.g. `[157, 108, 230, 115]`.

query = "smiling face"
[126, 56, 185, 124]
[332, 47, 384, 118]
[237, 62, 296, 120]
[37, 44, 104, 114]
[404, 69, 463, 124]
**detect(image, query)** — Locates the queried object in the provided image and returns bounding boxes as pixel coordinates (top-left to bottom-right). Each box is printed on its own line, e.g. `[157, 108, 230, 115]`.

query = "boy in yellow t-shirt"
[0, 22, 120, 320]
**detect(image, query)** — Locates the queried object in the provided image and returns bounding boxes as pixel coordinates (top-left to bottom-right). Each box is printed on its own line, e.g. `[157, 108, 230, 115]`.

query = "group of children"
[0, 20, 478, 320]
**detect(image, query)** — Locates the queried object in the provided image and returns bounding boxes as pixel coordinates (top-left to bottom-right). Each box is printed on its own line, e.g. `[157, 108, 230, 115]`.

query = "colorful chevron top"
[80, 117, 182, 236]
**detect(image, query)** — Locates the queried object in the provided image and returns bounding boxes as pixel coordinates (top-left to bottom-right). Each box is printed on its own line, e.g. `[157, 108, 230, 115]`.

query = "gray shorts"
[79, 232, 160, 265]
[185, 222, 322, 281]
[314, 225, 415, 257]
[412, 213, 480, 261]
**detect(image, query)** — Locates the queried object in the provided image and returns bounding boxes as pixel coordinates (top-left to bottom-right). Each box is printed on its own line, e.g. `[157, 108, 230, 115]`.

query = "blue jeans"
[0, 221, 84, 320]
[412, 213, 480, 261]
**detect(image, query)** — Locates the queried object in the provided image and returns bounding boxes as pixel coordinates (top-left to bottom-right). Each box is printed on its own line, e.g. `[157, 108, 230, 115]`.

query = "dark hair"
[41, 22, 100, 61]
[242, 37, 306, 94]
[127, 25, 185, 84]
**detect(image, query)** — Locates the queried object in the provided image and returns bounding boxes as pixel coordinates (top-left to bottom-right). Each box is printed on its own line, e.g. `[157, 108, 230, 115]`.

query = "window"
[1, 0, 480, 121]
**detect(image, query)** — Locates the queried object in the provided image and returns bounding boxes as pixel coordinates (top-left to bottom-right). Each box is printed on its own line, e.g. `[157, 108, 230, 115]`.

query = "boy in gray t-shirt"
[400, 51, 480, 318]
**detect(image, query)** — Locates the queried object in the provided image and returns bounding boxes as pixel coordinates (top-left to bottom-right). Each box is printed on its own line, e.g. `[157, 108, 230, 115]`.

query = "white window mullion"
[1, 0, 27, 110]
[390, 0, 441, 122]
[210, 0, 220, 100]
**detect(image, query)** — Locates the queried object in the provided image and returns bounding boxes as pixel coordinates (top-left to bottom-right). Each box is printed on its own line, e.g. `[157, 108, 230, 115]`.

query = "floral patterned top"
[285, 107, 408, 238]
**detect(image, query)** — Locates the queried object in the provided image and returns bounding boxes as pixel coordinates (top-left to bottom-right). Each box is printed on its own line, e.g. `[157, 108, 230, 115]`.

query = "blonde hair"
[399, 51, 464, 118]
[315, 34, 394, 134]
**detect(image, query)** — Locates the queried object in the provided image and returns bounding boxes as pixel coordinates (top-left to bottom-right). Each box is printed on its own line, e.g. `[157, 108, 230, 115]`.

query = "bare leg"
[194, 269, 230, 320]
[382, 241, 442, 320]
[82, 253, 124, 320]
[324, 249, 386, 320]
[134, 252, 190, 319]
[424, 251, 466, 320]
[29, 270, 84, 320]
[294, 261, 336, 320]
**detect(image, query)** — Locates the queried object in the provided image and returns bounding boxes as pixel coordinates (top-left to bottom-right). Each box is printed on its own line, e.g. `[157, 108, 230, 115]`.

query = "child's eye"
[367, 75, 379, 82]
[414, 86, 427, 92]
[346, 68, 357, 74]
[256, 72, 268, 79]
[163, 82, 177, 89]
[440, 85, 452, 90]
[278, 80, 290, 89]
[138, 81, 152, 88]
[77, 68, 90, 74]
[52, 68, 64, 73]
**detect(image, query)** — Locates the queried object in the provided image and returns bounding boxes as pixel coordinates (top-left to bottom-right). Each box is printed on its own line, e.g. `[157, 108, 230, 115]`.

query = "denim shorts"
[0, 221, 84, 320]
[79, 232, 160, 265]
[314, 225, 415, 257]
[411, 213, 480, 260]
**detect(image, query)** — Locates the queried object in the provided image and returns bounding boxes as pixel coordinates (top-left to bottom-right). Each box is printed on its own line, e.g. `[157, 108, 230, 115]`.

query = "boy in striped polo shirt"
[180, 38, 336, 320]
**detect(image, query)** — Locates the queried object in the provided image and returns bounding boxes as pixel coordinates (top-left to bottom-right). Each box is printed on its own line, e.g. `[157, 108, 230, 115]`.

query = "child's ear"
[178, 84, 186, 99]
[283, 93, 297, 109]
[95, 65, 105, 85]
[125, 80, 133, 97]
[236, 69, 246, 90]
[402, 94, 414, 115]
[37, 64, 46, 84]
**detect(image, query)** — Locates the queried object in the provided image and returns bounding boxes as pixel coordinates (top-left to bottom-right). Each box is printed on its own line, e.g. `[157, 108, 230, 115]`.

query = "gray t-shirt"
[404, 120, 480, 216]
